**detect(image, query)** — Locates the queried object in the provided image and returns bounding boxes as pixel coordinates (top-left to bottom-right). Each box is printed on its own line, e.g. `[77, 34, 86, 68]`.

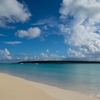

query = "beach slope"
[0, 73, 58, 100]
[0, 73, 99, 100]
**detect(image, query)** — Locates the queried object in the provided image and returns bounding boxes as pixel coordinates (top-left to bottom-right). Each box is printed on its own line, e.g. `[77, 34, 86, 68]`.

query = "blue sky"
[1, 0, 100, 62]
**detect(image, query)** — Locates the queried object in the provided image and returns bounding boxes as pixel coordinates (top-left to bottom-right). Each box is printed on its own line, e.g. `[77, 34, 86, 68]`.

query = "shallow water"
[0, 63, 100, 97]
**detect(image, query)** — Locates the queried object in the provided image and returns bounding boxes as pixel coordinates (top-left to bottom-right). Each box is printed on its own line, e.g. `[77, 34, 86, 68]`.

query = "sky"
[1, 0, 100, 62]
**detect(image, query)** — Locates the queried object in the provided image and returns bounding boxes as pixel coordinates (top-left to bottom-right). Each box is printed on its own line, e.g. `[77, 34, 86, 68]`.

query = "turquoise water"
[0, 63, 100, 96]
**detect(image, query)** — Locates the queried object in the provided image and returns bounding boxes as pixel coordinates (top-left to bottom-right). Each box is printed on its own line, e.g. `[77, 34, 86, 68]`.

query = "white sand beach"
[0, 73, 99, 100]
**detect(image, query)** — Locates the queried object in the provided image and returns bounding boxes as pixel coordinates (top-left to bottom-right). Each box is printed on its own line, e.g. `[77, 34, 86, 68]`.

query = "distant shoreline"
[15, 61, 100, 64]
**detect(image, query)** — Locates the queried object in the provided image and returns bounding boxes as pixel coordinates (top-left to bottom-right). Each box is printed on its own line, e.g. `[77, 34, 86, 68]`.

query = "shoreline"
[0, 73, 99, 100]
[17, 60, 100, 64]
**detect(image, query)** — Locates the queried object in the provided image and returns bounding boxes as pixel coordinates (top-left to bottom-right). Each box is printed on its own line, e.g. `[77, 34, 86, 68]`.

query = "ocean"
[0, 63, 100, 97]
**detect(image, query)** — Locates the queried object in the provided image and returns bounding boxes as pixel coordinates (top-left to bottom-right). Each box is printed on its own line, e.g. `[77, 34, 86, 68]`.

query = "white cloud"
[0, 34, 6, 36]
[16, 57, 20, 60]
[41, 53, 48, 57]
[43, 26, 48, 30]
[0, 48, 12, 60]
[50, 54, 59, 59]
[40, 37, 45, 41]
[33, 53, 48, 61]
[15, 27, 41, 39]
[32, 17, 58, 27]
[59, 0, 100, 20]
[34, 53, 66, 61]
[24, 56, 29, 60]
[50, 54, 66, 60]
[46, 49, 49, 53]
[67, 47, 100, 60]
[32, 17, 53, 25]
[0, 0, 31, 28]
[59, 0, 100, 60]
[68, 48, 85, 58]
[56, 51, 59, 53]
[4, 41, 22, 44]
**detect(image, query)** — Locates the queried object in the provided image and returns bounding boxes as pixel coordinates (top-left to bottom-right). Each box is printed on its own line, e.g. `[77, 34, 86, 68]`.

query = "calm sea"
[0, 63, 100, 96]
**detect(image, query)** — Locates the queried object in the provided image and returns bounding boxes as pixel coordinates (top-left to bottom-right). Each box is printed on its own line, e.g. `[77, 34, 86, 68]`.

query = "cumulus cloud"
[34, 53, 66, 61]
[15, 27, 41, 39]
[0, 48, 12, 60]
[59, 0, 100, 60]
[68, 48, 85, 58]
[46, 49, 49, 53]
[0, 0, 31, 28]
[59, 0, 100, 20]
[41, 53, 48, 58]
[4, 41, 22, 44]
[24, 56, 29, 60]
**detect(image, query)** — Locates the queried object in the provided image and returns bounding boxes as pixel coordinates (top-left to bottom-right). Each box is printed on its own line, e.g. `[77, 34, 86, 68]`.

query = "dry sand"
[0, 73, 99, 100]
